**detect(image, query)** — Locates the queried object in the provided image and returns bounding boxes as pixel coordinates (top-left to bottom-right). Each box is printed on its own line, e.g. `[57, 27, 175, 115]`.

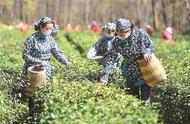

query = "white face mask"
[42, 29, 52, 36]
[117, 30, 132, 40]
[117, 35, 128, 40]
[105, 32, 114, 37]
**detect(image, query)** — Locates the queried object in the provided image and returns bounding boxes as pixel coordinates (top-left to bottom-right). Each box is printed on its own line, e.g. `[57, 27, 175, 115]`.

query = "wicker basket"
[138, 54, 167, 87]
[25, 65, 47, 96]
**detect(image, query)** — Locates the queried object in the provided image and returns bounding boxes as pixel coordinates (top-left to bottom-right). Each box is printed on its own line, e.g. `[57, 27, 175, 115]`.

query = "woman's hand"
[41, 61, 48, 67]
[100, 79, 107, 86]
[91, 56, 103, 60]
[143, 54, 152, 62]
[65, 62, 71, 69]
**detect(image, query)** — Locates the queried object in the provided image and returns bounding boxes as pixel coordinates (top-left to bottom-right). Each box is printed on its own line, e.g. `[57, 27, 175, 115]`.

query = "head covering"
[105, 23, 116, 32]
[116, 18, 132, 32]
[91, 21, 98, 26]
[101, 25, 106, 32]
[166, 27, 173, 34]
[90, 21, 100, 33]
[34, 17, 53, 31]
[52, 24, 59, 34]
[147, 25, 151, 28]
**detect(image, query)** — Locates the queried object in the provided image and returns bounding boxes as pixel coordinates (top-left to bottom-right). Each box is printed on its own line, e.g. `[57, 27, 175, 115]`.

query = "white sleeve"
[87, 47, 97, 59]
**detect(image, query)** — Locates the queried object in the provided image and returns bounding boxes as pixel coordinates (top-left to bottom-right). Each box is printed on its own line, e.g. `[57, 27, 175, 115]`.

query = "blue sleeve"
[93, 38, 104, 52]
[100, 40, 119, 82]
[141, 30, 155, 54]
[51, 39, 69, 65]
[87, 37, 104, 59]
[100, 61, 115, 82]
[22, 36, 43, 64]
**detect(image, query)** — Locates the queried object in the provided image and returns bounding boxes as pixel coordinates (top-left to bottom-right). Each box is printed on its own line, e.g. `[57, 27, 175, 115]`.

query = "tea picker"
[22, 16, 70, 114]
[87, 23, 121, 85]
[101, 18, 167, 105]
[162, 27, 176, 44]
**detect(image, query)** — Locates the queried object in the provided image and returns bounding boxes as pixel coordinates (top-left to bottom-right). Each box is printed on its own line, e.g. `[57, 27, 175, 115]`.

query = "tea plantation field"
[0, 25, 189, 124]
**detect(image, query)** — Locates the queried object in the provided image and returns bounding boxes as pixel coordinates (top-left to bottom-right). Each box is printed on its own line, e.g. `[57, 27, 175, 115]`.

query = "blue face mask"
[42, 29, 52, 36]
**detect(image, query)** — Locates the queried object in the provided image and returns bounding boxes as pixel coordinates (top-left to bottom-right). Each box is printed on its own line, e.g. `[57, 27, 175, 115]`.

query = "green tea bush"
[35, 81, 159, 124]
[1, 27, 189, 124]
[152, 35, 190, 124]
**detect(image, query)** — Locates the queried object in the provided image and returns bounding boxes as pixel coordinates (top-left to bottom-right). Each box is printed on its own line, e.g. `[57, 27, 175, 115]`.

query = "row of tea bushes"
[152, 35, 190, 124]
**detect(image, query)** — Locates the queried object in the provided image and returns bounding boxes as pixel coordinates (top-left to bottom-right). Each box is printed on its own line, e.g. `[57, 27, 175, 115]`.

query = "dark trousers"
[129, 83, 152, 105]
[28, 97, 44, 116]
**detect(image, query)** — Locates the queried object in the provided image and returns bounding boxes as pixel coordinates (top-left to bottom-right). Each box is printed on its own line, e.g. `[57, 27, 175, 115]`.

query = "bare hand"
[100, 79, 107, 86]
[41, 61, 48, 67]
[65, 62, 71, 69]
[143, 54, 152, 62]
[91, 56, 103, 60]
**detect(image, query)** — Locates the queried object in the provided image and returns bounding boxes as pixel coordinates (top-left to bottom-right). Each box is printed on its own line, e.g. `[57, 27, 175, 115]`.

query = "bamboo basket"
[25, 65, 47, 96]
[138, 54, 167, 87]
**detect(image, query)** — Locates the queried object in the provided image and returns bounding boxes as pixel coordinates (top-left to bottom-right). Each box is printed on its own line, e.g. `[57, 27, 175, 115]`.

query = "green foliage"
[35, 81, 159, 124]
[0, 91, 14, 123]
[1, 26, 189, 124]
[152, 35, 190, 124]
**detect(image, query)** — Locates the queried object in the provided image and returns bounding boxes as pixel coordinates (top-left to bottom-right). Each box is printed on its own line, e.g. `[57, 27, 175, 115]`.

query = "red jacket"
[162, 31, 172, 41]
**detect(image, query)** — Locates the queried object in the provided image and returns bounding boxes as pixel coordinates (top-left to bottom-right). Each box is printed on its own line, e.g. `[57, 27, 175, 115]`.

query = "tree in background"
[0, 0, 189, 32]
